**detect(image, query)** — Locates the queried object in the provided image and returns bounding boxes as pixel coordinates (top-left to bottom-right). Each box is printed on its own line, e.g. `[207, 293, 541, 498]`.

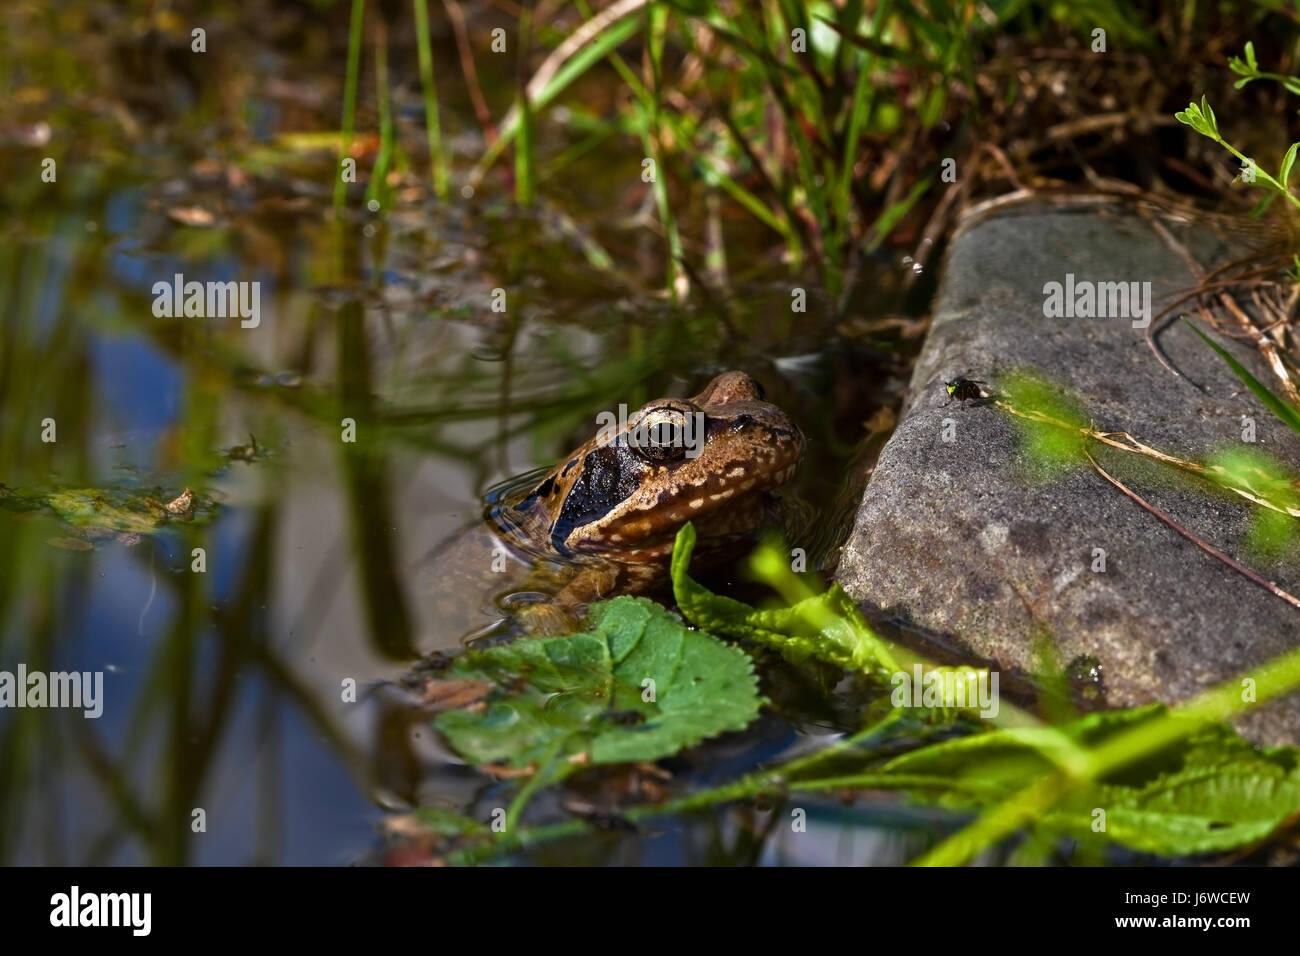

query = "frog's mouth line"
[561, 448, 806, 561]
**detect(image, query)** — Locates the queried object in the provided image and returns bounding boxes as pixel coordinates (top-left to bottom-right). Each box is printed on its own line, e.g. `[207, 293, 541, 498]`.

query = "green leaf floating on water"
[433, 596, 762, 769]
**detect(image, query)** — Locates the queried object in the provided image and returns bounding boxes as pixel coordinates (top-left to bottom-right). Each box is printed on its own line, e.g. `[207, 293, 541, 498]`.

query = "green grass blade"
[333, 0, 367, 215]
[645, 2, 684, 300]
[412, 0, 450, 200]
[470, 11, 644, 187]
[1188, 322, 1300, 435]
[364, 22, 394, 209]
[866, 176, 933, 252]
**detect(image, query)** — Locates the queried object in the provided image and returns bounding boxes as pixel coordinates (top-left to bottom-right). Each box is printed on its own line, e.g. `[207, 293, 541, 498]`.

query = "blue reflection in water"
[23, 512, 387, 864]
[89, 334, 182, 442]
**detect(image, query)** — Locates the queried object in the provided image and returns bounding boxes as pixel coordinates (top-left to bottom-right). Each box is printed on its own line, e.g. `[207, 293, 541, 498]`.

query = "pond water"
[0, 3, 931, 864]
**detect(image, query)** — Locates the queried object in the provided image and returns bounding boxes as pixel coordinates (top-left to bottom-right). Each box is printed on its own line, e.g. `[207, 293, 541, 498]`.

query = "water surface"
[0, 2, 922, 865]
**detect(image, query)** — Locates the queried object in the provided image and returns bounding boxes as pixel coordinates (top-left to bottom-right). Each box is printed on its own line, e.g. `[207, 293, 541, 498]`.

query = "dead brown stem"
[1085, 449, 1300, 611]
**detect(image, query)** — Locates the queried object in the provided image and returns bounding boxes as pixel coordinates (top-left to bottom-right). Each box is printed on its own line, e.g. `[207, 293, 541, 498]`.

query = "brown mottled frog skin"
[422, 371, 805, 645]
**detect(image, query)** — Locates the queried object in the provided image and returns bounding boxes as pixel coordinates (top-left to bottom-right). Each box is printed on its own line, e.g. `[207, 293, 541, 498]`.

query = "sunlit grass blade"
[645, 1, 685, 300]
[866, 176, 932, 252]
[514, 89, 535, 206]
[469, 1, 646, 189]
[333, 0, 367, 216]
[413, 0, 450, 200]
[511, 2, 537, 207]
[1188, 321, 1300, 435]
[364, 20, 395, 209]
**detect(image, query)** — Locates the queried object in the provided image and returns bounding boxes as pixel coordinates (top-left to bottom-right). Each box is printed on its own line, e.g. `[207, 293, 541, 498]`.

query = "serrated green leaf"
[433, 596, 762, 768]
[883, 705, 1300, 856]
[1086, 761, 1300, 855]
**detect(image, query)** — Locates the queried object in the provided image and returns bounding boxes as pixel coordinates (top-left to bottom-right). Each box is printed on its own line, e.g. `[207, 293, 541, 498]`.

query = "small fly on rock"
[942, 378, 987, 406]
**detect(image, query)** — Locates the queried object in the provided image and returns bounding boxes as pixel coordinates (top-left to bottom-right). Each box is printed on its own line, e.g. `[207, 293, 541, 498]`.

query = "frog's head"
[509, 371, 805, 563]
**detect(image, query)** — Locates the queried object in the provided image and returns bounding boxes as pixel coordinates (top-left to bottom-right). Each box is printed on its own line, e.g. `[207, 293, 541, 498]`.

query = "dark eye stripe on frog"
[550, 445, 641, 556]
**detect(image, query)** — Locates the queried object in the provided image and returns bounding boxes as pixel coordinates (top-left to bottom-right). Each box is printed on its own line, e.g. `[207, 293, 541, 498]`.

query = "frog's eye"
[628, 401, 700, 462]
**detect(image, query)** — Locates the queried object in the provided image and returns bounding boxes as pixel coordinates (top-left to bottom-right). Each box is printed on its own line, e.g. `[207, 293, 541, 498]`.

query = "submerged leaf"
[410, 807, 490, 837]
[45, 536, 95, 552]
[2, 485, 216, 536]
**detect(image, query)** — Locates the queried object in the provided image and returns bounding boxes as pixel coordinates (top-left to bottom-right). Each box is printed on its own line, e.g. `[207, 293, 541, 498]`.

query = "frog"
[419, 370, 806, 645]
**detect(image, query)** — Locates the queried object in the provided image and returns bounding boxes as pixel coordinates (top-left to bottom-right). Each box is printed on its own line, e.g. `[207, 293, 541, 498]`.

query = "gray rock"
[836, 199, 1300, 745]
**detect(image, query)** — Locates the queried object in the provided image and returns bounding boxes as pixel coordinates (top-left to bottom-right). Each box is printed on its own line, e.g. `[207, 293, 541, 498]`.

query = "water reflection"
[0, 1, 911, 865]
